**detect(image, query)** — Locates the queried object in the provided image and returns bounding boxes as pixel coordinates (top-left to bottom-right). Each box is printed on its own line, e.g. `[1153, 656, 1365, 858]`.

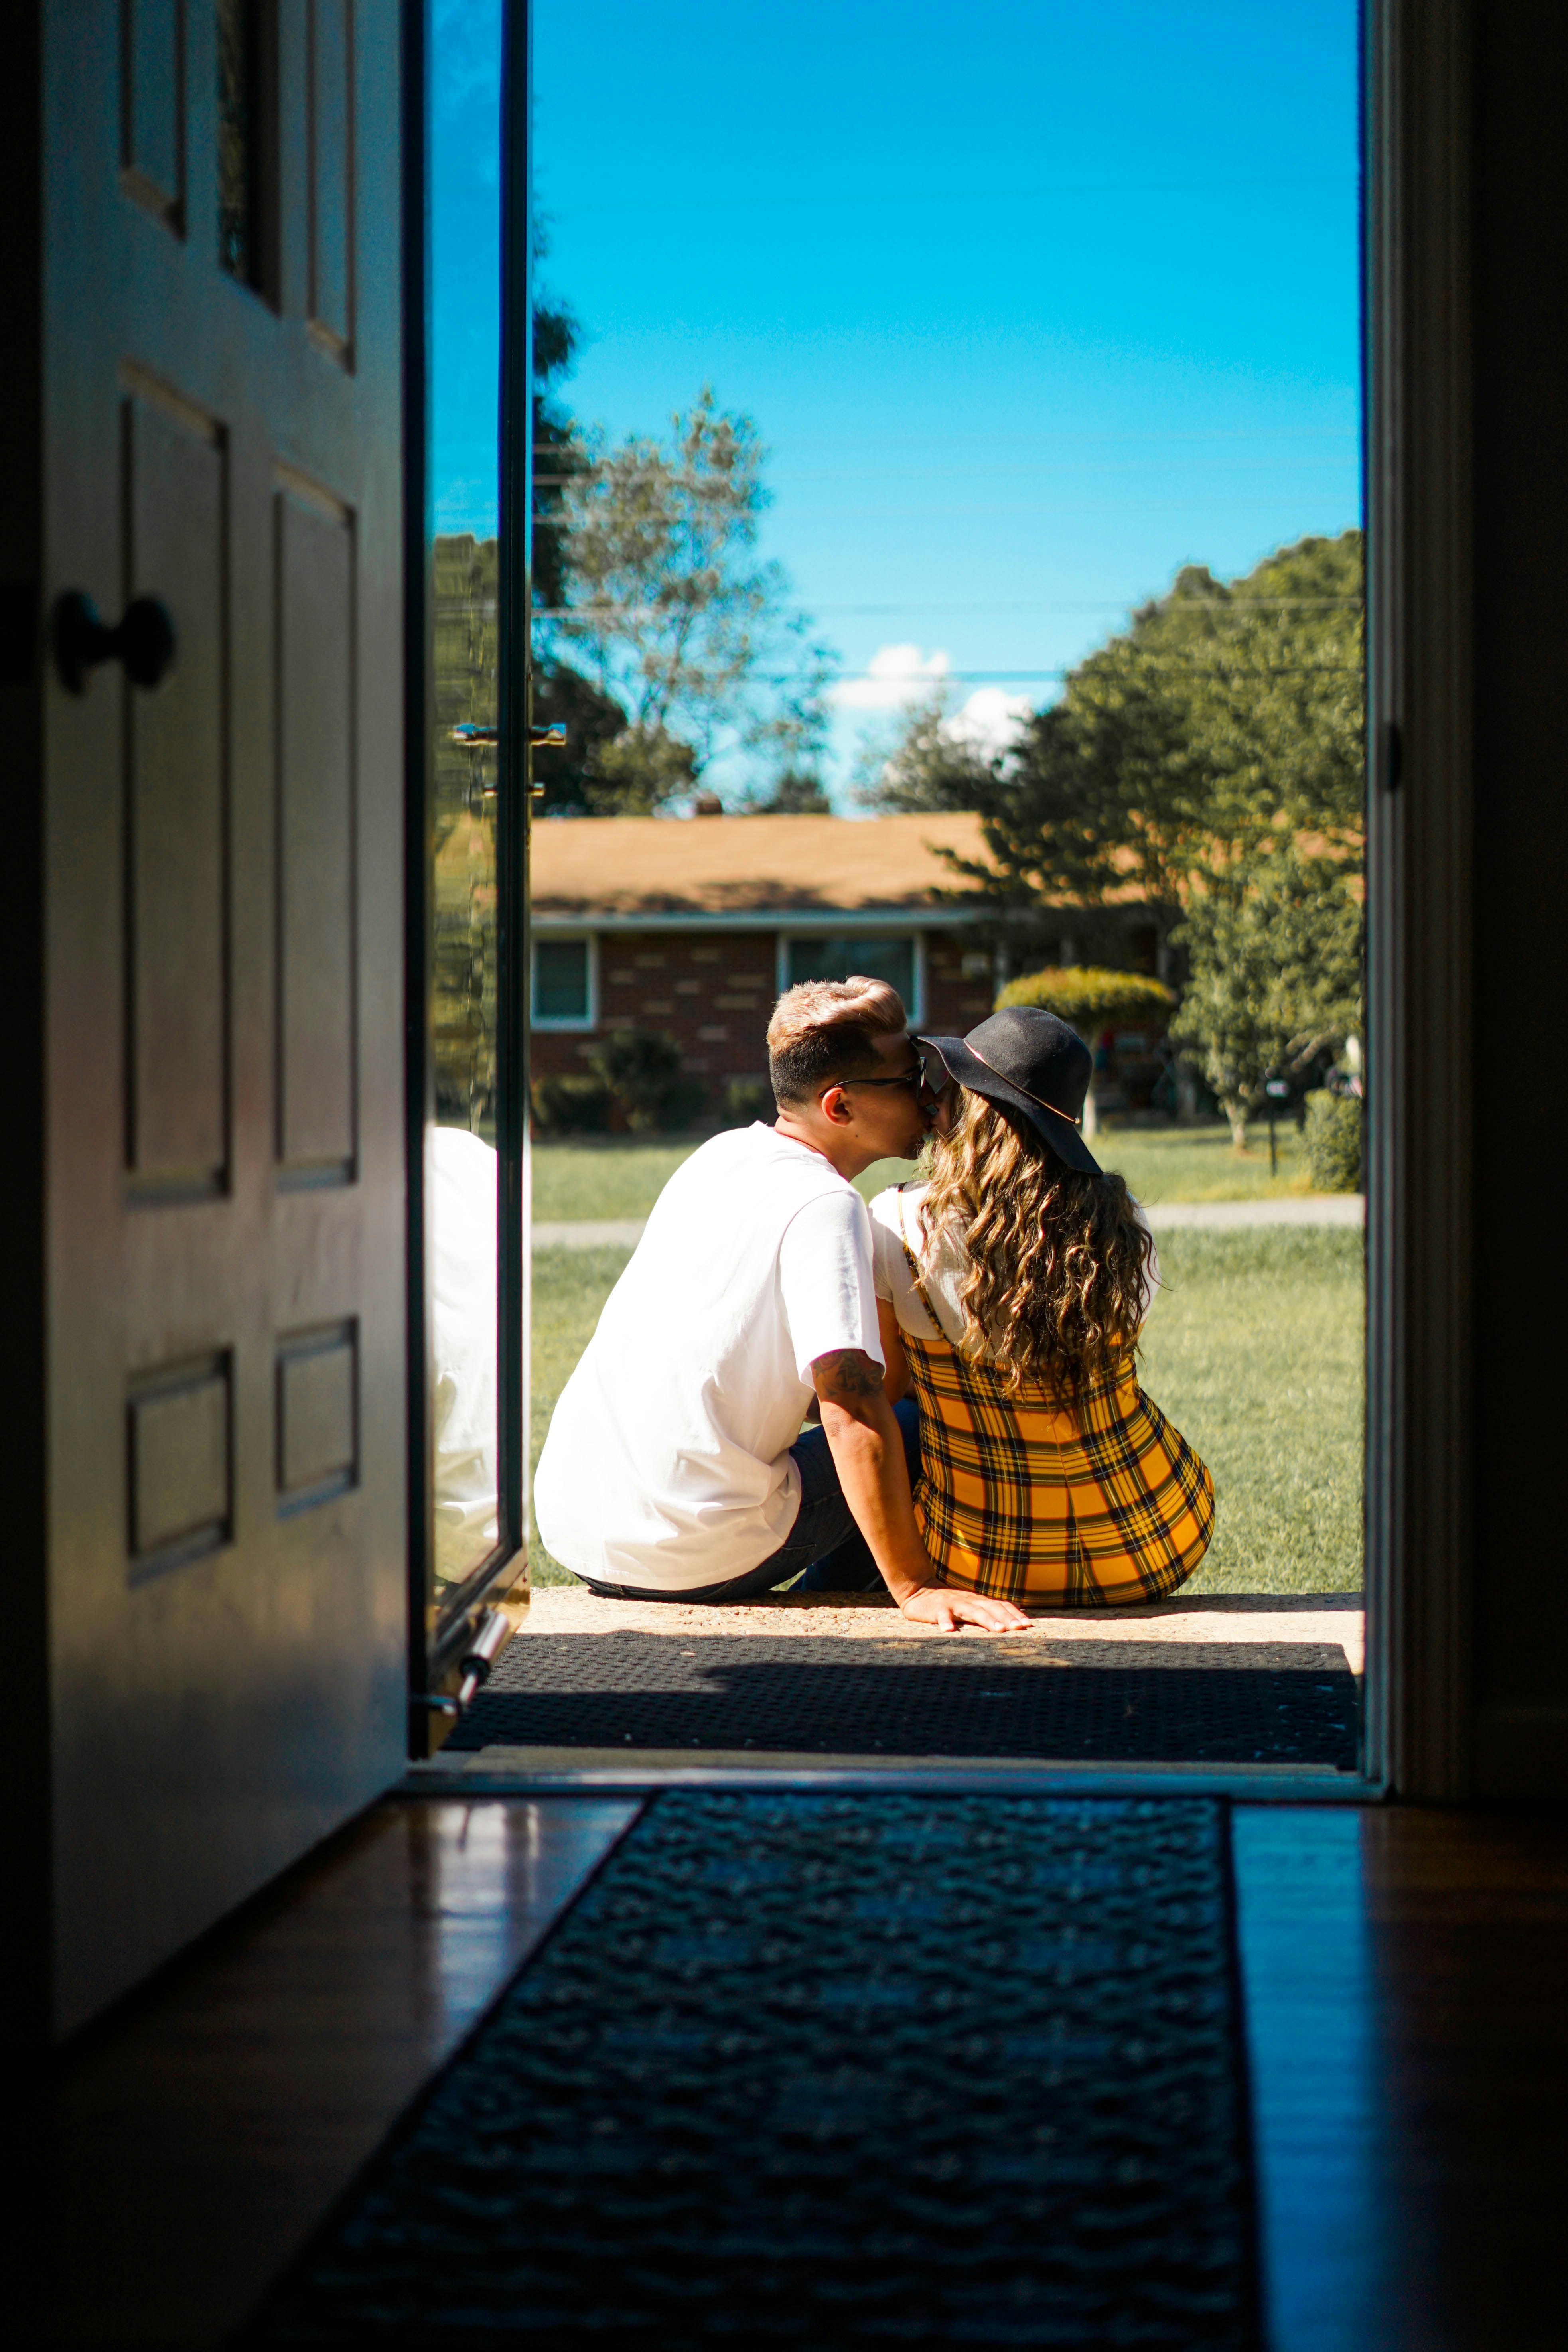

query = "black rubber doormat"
[254, 1794, 1256, 2348]
[449, 1633, 1359, 1768]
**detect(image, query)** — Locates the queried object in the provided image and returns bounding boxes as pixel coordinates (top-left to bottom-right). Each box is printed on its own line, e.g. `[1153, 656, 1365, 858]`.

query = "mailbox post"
[1263, 1075, 1293, 1176]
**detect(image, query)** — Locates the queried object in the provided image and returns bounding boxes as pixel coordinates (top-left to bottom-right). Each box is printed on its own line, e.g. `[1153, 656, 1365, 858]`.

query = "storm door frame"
[404, 0, 535, 1707]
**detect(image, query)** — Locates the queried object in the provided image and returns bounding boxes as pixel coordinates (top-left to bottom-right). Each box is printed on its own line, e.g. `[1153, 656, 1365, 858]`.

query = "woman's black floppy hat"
[915, 1006, 1104, 1176]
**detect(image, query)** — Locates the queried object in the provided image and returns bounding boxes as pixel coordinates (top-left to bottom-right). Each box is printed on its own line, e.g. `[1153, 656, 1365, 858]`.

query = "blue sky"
[432, 0, 1361, 799]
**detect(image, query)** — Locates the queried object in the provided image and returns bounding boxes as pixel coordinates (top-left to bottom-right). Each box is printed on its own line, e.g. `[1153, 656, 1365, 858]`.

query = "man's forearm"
[819, 1391, 935, 1600]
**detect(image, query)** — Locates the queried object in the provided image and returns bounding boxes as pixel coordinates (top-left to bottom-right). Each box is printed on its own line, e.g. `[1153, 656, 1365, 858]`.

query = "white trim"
[532, 907, 974, 935]
[529, 931, 598, 1032]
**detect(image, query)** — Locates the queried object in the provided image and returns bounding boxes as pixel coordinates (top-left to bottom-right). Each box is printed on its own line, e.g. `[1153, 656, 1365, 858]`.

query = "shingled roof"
[529, 811, 989, 919]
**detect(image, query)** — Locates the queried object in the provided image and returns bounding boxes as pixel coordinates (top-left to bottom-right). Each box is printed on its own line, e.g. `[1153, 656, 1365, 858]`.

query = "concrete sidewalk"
[531, 1195, 1364, 1250]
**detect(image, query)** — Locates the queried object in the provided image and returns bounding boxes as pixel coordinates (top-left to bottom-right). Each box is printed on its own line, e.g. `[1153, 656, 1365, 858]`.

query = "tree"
[551, 387, 834, 810]
[747, 771, 834, 814]
[531, 281, 585, 617]
[529, 246, 642, 813]
[1168, 847, 1363, 1147]
[853, 685, 1002, 813]
[946, 532, 1366, 956]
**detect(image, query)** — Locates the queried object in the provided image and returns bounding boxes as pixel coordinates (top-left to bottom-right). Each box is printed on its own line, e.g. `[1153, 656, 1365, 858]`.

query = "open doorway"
[422, 0, 1367, 1778]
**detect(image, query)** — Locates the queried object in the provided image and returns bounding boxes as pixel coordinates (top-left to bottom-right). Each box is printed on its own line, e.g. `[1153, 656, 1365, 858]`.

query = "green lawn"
[531, 1137, 704, 1223]
[531, 1119, 1340, 1226]
[1140, 1227, 1363, 1594]
[1091, 1122, 1321, 1204]
[528, 1225, 1363, 1594]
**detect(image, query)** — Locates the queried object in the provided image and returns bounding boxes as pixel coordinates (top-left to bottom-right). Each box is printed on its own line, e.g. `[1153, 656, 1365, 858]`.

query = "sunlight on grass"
[531, 1138, 701, 1222]
[1094, 1122, 1325, 1204]
[529, 1244, 635, 1584]
[1141, 1227, 1363, 1594]
[528, 1225, 1363, 1595]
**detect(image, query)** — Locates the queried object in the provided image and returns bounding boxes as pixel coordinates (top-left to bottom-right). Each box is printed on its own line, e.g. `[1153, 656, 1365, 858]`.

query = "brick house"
[529, 811, 1002, 1110]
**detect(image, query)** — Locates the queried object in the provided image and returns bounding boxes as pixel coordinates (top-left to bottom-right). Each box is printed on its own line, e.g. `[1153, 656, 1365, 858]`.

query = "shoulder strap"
[897, 1185, 950, 1342]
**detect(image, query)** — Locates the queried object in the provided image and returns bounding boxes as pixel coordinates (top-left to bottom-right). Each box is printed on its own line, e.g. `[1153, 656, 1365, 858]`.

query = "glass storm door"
[417, 0, 533, 1698]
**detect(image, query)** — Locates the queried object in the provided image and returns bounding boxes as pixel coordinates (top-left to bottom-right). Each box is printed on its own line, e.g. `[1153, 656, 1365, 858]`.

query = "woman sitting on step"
[866, 1007, 1215, 1608]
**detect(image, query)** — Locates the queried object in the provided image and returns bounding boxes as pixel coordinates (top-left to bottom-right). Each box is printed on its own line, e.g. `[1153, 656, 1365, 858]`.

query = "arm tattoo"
[813, 1349, 885, 1402]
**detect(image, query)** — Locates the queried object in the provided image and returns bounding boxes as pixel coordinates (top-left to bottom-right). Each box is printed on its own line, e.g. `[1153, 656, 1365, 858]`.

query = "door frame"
[400, 0, 1480, 1796]
[1362, 0, 1473, 1802]
[405, 0, 534, 1705]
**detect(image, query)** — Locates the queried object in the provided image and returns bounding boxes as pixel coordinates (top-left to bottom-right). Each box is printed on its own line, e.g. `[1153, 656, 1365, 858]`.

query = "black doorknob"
[53, 591, 176, 694]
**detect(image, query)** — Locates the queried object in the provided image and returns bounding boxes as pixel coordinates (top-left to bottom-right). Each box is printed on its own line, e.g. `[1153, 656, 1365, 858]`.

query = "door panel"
[45, 0, 406, 2034]
[127, 1350, 233, 1575]
[124, 380, 228, 1191]
[121, 0, 185, 227]
[276, 478, 356, 1179]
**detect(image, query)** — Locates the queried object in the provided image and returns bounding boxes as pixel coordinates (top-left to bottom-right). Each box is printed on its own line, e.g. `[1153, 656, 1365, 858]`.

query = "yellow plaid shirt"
[894, 1197, 1215, 1605]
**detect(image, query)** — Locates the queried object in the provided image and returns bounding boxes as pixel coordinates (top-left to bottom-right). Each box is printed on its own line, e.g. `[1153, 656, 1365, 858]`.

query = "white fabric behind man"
[535, 1124, 883, 1592]
[430, 1126, 500, 1585]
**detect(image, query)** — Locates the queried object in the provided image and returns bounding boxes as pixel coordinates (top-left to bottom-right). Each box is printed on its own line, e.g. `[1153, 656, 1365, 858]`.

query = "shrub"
[722, 1078, 775, 1127]
[996, 965, 1175, 1033]
[588, 1028, 706, 1132]
[531, 1074, 611, 1133]
[1303, 1090, 1362, 1192]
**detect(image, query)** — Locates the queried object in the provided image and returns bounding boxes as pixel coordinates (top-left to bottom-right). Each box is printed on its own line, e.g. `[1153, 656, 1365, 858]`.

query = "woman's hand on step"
[895, 1584, 1032, 1633]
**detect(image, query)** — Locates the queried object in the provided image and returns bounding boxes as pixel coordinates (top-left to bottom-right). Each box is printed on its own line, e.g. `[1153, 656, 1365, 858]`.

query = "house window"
[785, 934, 920, 1021]
[532, 936, 595, 1029]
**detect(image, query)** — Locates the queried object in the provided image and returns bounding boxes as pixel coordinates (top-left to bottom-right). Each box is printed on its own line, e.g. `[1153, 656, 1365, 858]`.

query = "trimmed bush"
[996, 965, 1175, 1033]
[588, 1028, 706, 1132]
[531, 1074, 612, 1134]
[1303, 1090, 1362, 1192]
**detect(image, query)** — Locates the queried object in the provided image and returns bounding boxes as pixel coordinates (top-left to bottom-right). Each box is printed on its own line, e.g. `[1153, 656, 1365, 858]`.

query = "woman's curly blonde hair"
[921, 1089, 1154, 1397]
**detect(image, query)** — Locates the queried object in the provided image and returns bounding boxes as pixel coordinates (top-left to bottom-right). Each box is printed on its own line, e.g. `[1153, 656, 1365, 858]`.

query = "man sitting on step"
[533, 976, 1029, 1630]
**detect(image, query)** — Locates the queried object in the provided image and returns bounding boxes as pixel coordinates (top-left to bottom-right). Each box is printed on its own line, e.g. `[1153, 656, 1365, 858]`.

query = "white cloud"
[831, 642, 951, 712]
[945, 686, 1032, 762]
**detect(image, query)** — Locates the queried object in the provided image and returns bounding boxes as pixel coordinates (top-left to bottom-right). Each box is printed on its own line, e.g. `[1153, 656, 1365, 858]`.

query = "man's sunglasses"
[842, 1045, 952, 1106]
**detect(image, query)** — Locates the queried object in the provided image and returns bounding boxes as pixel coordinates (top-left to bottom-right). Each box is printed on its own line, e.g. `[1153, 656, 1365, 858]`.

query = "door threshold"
[404, 1751, 1378, 1800]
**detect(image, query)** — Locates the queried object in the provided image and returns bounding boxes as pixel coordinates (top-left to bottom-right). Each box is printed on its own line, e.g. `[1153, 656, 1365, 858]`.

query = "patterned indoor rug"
[253, 1793, 1259, 2348]
[448, 1632, 1359, 1767]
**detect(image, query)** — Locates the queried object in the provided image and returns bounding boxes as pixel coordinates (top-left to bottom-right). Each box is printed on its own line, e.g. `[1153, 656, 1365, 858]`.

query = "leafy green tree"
[531, 283, 585, 617]
[552, 386, 834, 810]
[1168, 847, 1363, 1147]
[853, 685, 1002, 813]
[947, 532, 1365, 955]
[529, 250, 640, 812]
[748, 771, 834, 814]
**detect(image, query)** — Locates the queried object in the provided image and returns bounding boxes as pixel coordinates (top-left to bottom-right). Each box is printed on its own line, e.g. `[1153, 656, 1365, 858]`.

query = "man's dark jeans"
[577, 1398, 921, 1604]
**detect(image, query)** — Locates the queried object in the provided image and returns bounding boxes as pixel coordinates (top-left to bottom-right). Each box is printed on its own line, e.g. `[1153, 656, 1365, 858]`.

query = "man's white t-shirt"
[533, 1124, 884, 1592]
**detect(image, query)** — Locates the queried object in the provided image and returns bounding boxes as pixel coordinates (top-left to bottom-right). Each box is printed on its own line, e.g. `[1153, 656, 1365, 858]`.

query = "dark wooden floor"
[37, 1794, 1568, 2348]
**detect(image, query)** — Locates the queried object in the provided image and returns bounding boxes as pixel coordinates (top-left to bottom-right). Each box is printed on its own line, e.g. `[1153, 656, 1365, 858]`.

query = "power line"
[531, 599, 1363, 620]
[544, 172, 1357, 221]
[534, 431, 1360, 453]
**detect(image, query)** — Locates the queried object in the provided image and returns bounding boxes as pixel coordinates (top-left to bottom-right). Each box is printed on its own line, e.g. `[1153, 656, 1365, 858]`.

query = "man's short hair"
[766, 976, 908, 1106]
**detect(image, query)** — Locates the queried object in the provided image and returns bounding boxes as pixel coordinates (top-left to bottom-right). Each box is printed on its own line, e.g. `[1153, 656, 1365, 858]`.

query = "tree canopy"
[947, 531, 1365, 939]
[547, 387, 835, 812]
[1169, 847, 1363, 1146]
[853, 684, 1005, 814]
